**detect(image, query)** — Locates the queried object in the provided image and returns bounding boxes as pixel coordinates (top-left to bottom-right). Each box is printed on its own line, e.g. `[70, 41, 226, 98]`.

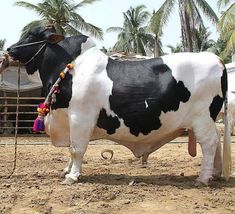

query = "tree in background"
[107, 5, 154, 56]
[193, 27, 215, 52]
[207, 37, 231, 63]
[149, 5, 169, 57]
[0, 39, 6, 51]
[152, 0, 218, 52]
[167, 27, 215, 53]
[15, 0, 103, 39]
[218, 0, 235, 58]
[167, 43, 184, 53]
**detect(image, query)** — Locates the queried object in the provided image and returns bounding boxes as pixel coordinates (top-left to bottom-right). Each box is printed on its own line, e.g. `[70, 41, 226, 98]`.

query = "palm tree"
[207, 37, 231, 63]
[107, 5, 154, 56]
[167, 43, 184, 53]
[0, 39, 6, 51]
[218, 0, 235, 57]
[217, 0, 232, 8]
[150, 1, 174, 57]
[152, 0, 218, 52]
[194, 27, 215, 52]
[15, 0, 103, 39]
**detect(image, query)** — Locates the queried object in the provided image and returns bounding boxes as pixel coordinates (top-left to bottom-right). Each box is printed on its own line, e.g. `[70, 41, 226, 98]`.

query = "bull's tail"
[222, 68, 232, 181]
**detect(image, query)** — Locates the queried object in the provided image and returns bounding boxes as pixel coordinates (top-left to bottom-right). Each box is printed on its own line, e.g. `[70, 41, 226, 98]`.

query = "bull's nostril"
[7, 48, 10, 52]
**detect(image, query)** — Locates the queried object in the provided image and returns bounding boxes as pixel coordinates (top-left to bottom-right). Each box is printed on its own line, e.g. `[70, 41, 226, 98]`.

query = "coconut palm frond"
[20, 20, 48, 38]
[106, 27, 124, 33]
[194, 0, 219, 24]
[217, 0, 231, 9]
[150, 0, 176, 36]
[64, 23, 83, 36]
[15, 1, 42, 13]
[69, 14, 103, 39]
[15, 0, 103, 38]
[219, 3, 235, 29]
[221, 30, 235, 57]
[71, 0, 100, 10]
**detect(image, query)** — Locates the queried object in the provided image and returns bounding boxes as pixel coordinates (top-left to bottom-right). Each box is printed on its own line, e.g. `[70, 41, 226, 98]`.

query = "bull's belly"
[93, 105, 193, 157]
[92, 124, 185, 158]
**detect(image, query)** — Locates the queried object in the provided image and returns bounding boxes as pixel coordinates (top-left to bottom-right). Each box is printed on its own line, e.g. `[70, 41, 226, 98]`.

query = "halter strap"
[13, 40, 46, 48]
[12, 40, 47, 65]
[24, 43, 47, 65]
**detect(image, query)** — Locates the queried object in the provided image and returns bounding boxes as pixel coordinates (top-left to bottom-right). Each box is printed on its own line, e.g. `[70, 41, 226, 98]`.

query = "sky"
[0, 0, 220, 53]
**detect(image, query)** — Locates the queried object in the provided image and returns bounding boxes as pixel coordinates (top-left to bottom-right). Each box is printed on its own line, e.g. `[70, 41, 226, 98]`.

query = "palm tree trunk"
[179, 5, 186, 51]
[154, 36, 160, 57]
[178, 0, 193, 52]
[184, 11, 193, 52]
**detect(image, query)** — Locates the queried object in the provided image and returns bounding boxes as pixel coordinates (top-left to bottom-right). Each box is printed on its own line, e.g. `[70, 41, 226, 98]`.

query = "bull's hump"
[100, 58, 191, 137]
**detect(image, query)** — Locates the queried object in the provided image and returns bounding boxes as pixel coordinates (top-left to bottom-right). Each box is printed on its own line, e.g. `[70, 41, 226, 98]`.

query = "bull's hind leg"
[193, 119, 220, 185]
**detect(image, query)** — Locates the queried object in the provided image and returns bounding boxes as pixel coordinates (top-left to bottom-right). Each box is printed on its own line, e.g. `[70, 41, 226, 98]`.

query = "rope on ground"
[101, 149, 114, 160]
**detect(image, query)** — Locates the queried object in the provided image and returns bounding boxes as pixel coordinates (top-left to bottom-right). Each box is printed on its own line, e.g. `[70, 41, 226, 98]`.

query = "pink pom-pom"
[33, 115, 45, 132]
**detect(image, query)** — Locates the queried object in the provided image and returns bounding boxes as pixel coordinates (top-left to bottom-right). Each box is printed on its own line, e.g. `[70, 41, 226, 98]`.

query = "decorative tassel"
[32, 64, 74, 132]
[32, 103, 49, 132]
[33, 115, 45, 132]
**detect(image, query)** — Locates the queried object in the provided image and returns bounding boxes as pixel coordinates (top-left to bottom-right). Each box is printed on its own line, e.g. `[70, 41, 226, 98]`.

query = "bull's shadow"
[78, 173, 235, 189]
[1, 171, 234, 189]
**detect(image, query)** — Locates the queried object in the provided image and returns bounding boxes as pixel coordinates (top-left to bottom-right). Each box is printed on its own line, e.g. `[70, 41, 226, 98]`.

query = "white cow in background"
[219, 64, 235, 134]
[222, 92, 235, 134]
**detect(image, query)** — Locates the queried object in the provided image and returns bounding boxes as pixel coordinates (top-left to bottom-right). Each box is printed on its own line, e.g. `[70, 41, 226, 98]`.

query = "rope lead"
[7, 62, 20, 178]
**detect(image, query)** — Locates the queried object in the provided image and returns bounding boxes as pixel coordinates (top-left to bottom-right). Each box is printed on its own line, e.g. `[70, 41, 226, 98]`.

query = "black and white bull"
[7, 26, 232, 185]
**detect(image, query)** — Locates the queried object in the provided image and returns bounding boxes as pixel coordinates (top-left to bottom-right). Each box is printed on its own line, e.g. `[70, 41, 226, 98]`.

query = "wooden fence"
[0, 93, 45, 135]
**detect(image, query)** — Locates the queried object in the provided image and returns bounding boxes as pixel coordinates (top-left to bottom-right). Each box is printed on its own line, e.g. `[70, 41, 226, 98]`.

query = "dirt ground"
[0, 137, 235, 214]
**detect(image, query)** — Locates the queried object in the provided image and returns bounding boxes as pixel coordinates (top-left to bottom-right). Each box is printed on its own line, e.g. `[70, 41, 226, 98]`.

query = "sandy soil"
[0, 137, 235, 214]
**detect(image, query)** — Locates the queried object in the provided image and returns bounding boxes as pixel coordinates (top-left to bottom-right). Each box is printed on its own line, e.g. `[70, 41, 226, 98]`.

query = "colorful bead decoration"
[32, 63, 73, 132]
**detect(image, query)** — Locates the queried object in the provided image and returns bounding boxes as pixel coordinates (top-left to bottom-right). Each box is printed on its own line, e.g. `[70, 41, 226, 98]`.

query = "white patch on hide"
[145, 100, 148, 108]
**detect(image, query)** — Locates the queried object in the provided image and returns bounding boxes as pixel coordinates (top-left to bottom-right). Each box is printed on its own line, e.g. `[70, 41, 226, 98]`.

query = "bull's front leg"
[62, 111, 95, 185]
[60, 157, 73, 178]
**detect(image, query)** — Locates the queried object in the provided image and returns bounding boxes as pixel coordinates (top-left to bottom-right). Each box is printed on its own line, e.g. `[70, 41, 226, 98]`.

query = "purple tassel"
[33, 115, 45, 132]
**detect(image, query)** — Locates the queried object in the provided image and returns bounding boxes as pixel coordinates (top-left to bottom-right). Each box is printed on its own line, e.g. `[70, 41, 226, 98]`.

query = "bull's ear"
[46, 34, 64, 44]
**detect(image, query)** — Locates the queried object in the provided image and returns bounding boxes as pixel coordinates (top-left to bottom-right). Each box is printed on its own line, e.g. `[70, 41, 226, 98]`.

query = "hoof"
[194, 177, 212, 187]
[194, 180, 207, 187]
[212, 174, 222, 181]
[60, 170, 68, 178]
[212, 169, 222, 179]
[61, 177, 76, 185]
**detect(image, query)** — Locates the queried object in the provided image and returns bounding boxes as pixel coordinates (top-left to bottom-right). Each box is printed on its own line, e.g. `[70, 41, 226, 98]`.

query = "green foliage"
[107, 5, 154, 56]
[152, 0, 218, 52]
[207, 38, 231, 63]
[217, 0, 231, 8]
[15, 0, 103, 39]
[167, 43, 184, 53]
[193, 27, 216, 52]
[218, 0, 235, 58]
[0, 39, 6, 51]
